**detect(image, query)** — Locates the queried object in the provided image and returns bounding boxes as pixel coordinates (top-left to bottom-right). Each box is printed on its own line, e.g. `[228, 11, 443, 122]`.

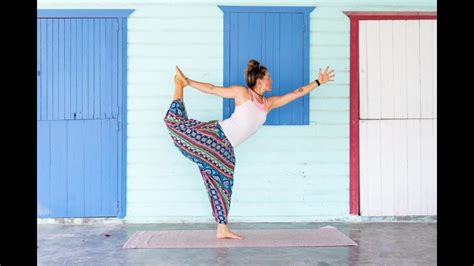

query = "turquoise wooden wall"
[37, 0, 436, 223]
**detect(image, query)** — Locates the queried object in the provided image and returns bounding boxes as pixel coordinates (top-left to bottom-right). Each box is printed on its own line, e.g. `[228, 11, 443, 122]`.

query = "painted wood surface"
[37, 18, 120, 218]
[221, 8, 312, 125]
[359, 19, 437, 216]
[359, 20, 437, 120]
[38, 0, 436, 223]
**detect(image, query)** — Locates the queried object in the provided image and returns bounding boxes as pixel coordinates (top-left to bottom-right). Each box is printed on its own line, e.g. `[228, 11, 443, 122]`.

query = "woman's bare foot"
[174, 75, 185, 89]
[175, 66, 188, 87]
[173, 66, 188, 101]
[216, 224, 244, 240]
[173, 74, 184, 101]
[174, 75, 186, 90]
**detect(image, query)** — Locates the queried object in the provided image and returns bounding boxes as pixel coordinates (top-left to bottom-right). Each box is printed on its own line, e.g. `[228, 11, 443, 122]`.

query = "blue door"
[37, 18, 120, 217]
[220, 6, 314, 125]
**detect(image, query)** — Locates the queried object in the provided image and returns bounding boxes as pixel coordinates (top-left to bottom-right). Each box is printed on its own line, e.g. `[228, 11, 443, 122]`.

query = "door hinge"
[117, 120, 120, 131]
[37, 70, 41, 76]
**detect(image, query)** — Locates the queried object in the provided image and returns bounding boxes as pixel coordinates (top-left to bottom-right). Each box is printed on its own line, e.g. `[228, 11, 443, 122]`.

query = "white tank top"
[218, 88, 267, 148]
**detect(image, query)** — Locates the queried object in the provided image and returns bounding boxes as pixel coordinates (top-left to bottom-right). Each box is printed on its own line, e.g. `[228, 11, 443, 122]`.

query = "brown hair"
[243, 59, 267, 89]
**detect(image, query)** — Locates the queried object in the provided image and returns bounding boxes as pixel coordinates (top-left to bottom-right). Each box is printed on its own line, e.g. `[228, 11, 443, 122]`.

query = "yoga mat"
[123, 226, 358, 249]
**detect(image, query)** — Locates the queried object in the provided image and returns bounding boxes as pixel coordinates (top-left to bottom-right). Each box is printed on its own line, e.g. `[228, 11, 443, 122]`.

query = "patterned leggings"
[163, 99, 236, 224]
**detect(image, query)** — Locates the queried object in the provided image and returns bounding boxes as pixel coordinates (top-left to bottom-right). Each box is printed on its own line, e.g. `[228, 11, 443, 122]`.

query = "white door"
[359, 20, 437, 216]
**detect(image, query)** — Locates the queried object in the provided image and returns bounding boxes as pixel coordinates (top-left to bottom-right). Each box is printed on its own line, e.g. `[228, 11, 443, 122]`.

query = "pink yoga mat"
[122, 226, 358, 249]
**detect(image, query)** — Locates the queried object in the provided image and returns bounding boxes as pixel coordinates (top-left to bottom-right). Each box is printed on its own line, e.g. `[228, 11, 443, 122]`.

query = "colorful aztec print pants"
[163, 99, 236, 224]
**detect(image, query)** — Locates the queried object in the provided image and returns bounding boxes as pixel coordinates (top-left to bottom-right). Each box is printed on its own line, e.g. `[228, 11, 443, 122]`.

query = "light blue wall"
[37, 0, 436, 223]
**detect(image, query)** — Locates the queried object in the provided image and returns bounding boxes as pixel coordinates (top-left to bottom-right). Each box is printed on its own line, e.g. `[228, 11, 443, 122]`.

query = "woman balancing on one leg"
[164, 60, 335, 240]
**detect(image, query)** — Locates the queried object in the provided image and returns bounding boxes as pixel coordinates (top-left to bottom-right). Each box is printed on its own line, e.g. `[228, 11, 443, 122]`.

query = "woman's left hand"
[318, 66, 335, 85]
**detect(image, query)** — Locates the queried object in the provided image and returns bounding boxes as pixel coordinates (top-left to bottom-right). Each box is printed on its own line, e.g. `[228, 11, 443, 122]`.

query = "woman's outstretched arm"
[187, 78, 245, 99]
[267, 67, 335, 112]
[186, 78, 218, 94]
[176, 66, 220, 94]
[176, 66, 243, 99]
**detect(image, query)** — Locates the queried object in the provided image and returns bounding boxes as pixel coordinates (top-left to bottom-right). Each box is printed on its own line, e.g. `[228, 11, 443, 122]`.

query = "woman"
[163, 59, 335, 240]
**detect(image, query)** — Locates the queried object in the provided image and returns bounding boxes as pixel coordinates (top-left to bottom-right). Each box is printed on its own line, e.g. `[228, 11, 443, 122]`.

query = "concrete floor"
[37, 222, 437, 265]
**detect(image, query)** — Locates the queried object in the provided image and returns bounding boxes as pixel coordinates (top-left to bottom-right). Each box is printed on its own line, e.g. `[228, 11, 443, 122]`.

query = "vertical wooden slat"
[380, 120, 395, 215]
[367, 120, 382, 215]
[101, 119, 118, 215]
[366, 21, 381, 119]
[111, 19, 119, 118]
[53, 20, 59, 120]
[379, 21, 394, 119]
[84, 120, 102, 216]
[393, 120, 408, 215]
[67, 120, 85, 216]
[302, 13, 310, 125]
[264, 13, 274, 123]
[420, 20, 434, 119]
[248, 13, 263, 63]
[76, 19, 83, 120]
[105, 19, 113, 118]
[37, 20, 41, 121]
[262, 13, 268, 79]
[406, 20, 421, 119]
[292, 13, 304, 125]
[101, 119, 110, 214]
[94, 19, 101, 119]
[100, 19, 108, 119]
[420, 119, 435, 215]
[65, 19, 71, 120]
[359, 120, 369, 215]
[37, 121, 51, 217]
[392, 20, 408, 119]
[83, 19, 89, 119]
[111, 118, 119, 215]
[117, 18, 124, 217]
[47, 19, 53, 121]
[406, 120, 421, 215]
[358, 21, 368, 119]
[50, 121, 68, 217]
[274, 14, 281, 124]
[279, 13, 292, 124]
[70, 19, 80, 119]
[41, 20, 48, 121]
[88, 19, 95, 119]
[289, 13, 297, 125]
[58, 19, 65, 120]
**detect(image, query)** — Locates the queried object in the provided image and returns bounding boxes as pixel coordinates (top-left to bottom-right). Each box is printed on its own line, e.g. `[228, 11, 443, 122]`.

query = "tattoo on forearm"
[297, 87, 304, 93]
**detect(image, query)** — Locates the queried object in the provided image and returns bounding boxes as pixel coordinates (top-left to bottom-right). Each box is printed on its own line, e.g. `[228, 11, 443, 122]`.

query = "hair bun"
[247, 59, 260, 70]
[243, 59, 267, 89]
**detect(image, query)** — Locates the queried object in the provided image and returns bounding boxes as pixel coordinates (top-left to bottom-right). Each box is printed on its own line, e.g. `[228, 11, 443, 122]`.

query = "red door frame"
[344, 12, 437, 215]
